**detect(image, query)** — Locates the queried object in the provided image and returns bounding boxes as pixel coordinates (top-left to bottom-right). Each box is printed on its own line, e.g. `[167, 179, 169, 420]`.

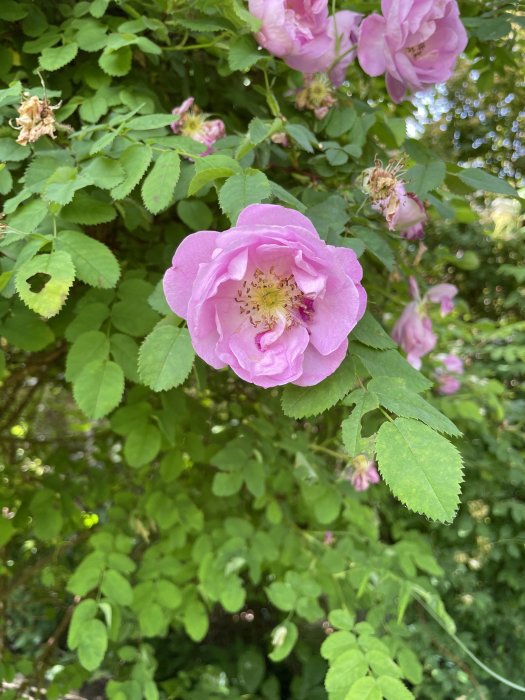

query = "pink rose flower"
[357, 0, 468, 103]
[163, 204, 367, 388]
[373, 183, 427, 232]
[171, 97, 225, 154]
[350, 456, 380, 492]
[392, 278, 459, 368]
[425, 283, 458, 316]
[249, 1, 362, 83]
[392, 300, 436, 370]
[249, 0, 331, 74]
[400, 221, 425, 240]
[434, 353, 463, 395]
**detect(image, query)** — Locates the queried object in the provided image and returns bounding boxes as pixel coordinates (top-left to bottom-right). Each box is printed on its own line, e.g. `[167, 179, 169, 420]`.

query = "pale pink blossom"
[171, 97, 225, 154]
[426, 284, 458, 316]
[249, 1, 362, 84]
[436, 353, 464, 374]
[350, 456, 380, 492]
[434, 353, 464, 395]
[357, 0, 468, 103]
[401, 221, 425, 240]
[164, 204, 366, 388]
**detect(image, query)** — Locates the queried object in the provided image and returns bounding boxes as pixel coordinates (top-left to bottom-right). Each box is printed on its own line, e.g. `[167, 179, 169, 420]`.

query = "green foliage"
[0, 2, 523, 699]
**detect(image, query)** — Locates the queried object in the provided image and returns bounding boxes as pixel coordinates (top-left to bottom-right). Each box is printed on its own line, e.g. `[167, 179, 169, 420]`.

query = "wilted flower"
[324, 531, 335, 545]
[295, 73, 336, 119]
[349, 455, 380, 492]
[357, 0, 468, 103]
[163, 204, 366, 388]
[171, 97, 225, 154]
[249, 0, 361, 84]
[392, 277, 458, 369]
[270, 131, 290, 147]
[12, 93, 61, 146]
[468, 499, 489, 522]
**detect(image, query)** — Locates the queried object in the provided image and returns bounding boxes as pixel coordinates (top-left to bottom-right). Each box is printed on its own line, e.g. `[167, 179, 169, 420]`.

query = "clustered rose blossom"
[164, 204, 366, 388]
[171, 97, 225, 154]
[349, 455, 380, 492]
[12, 94, 60, 146]
[434, 353, 464, 395]
[362, 161, 427, 236]
[357, 0, 468, 103]
[249, 0, 362, 85]
[392, 277, 458, 369]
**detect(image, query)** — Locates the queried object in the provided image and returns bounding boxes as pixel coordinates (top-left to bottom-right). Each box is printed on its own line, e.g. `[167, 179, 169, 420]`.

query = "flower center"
[181, 113, 207, 138]
[406, 42, 426, 59]
[234, 267, 313, 330]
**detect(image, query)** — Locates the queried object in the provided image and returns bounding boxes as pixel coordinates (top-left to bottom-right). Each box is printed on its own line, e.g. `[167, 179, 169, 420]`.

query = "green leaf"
[281, 356, 356, 419]
[212, 471, 244, 497]
[285, 123, 317, 153]
[266, 582, 296, 612]
[82, 156, 125, 189]
[101, 569, 134, 605]
[366, 650, 402, 678]
[188, 155, 242, 196]
[377, 676, 415, 700]
[238, 648, 265, 693]
[43, 167, 90, 206]
[73, 359, 125, 420]
[40, 42, 78, 71]
[111, 144, 153, 200]
[0, 137, 29, 162]
[65, 302, 109, 341]
[345, 677, 381, 700]
[124, 423, 162, 468]
[99, 46, 132, 76]
[376, 418, 463, 522]
[219, 171, 271, 222]
[404, 160, 446, 196]
[268, 621, 298, 662]
[156, 580, 182, 610]
[67, 600, 98, 650]
[77, 619, 108, 672]
[138, 602, 166, 637]
[110, 333, 139, 382]
[16, 251, 75, 318]
[1, 305, 55, 351]
[352, 226, 394, 270]
[350, 343, 432, 392]
[325, 649, 367, 694]
[176, 200, 213, 230]
[367, 377, 461, 437]
[183, 600, 209, 642]
[127, 114, 177, 130]
[138, 325, 195, 392]
[111, 300, 159, 337]
[342, 388, 379, 457]
[62, 191, 117, 225]
[352, 312, 396, 350]
[321, 630, 356, 662]
[457, 167, 517, 197]
[141, 151, 181, 214]
[228, 35, 261, 72]
[56, 230, 120, 288]
[66, 330, 110, 382]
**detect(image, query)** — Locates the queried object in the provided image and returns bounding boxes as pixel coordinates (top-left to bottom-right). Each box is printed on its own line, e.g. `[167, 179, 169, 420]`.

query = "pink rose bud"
[163, 204, 367, 388]
[392, 300, 436, 369]
[350, 455, 380, 492]
[425, 284, 458, 316]
[374, 184, 427, 232]
[357, 0, 468, 103]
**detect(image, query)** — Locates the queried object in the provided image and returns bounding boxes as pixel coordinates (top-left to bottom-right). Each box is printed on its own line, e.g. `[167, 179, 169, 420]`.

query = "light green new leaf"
[377, 675, 415, 700]
[325, 649, 367, 694]
[138, 324, 195, 391]
[183, 600, 209, 642]
[376, 418, 463, 522]
[77, 619, 108, 672]
[16, 251, 75, 318]
[43, 167, 90, 206]
[219, 171, 271, 223]
[281, 356, 356, 419]
[73, 359, 125, 420]
[345, 677, 382, 700]
[111, 144, 153, 200]
[101, 569, 134, 605]
[141, 151, 181, 214]
[99, 46, 132, 77]
[67, 599, 98, 650]
[268, 621, 298, 662]
[56, 230, 120, 289]
[367, 377, 461, 437]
